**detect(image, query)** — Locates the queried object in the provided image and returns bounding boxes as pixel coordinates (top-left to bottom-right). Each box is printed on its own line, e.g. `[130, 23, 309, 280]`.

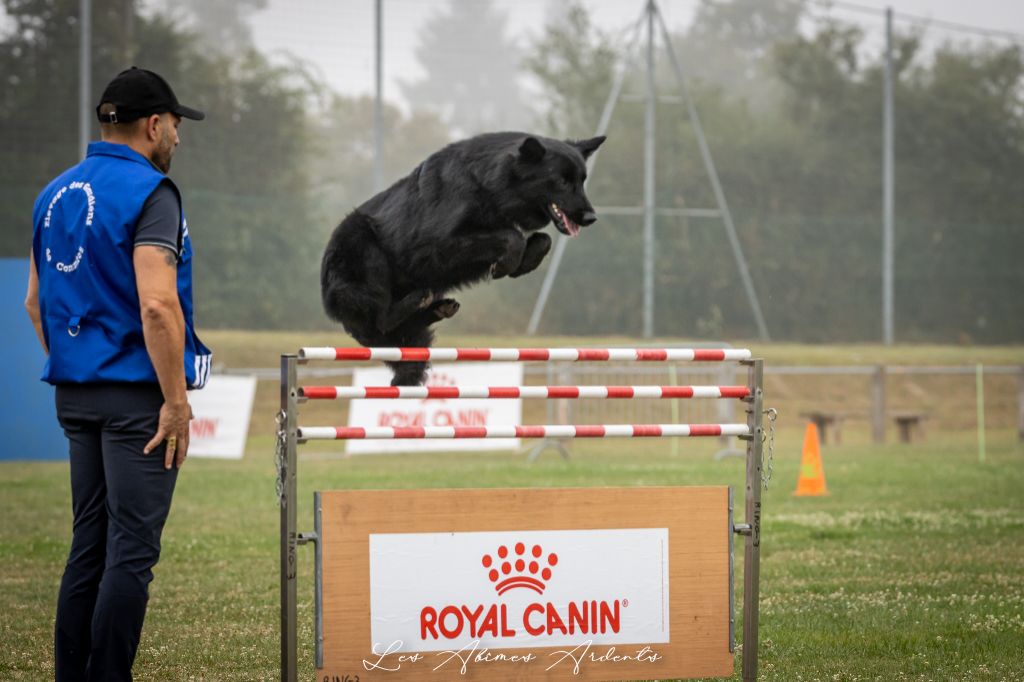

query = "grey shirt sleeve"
[134, 181, 182, 255]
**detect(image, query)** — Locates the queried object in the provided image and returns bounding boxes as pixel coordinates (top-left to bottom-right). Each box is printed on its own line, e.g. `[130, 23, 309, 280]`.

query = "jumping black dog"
[320, 132, 606, 385]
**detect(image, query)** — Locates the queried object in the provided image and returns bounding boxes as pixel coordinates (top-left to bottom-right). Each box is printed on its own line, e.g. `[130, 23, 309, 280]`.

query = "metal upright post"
[1017, 367, 1024, 442]
[872, 364, 886, 444]
[742, 359, 764, 682]
[279, 355, 299, 682]
[976, 364, 986, 464]
[883, 7, 895, 345]
[79, 0, 92, 160]
[121, 0, 135, 63]
[642, 0, 657, 339]
[373, 0, 384, 193]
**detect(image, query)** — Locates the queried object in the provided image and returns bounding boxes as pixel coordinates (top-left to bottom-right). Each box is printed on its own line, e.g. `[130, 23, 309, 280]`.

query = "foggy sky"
[248, 0, 1024, 110]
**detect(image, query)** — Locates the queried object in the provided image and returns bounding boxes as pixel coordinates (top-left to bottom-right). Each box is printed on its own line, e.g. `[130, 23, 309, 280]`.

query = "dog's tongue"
[564, 216, 580, 237]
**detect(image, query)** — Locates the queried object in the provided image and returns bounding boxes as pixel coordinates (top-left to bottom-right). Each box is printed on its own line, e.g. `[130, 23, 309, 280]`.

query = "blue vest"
[32, 141, 211, 388]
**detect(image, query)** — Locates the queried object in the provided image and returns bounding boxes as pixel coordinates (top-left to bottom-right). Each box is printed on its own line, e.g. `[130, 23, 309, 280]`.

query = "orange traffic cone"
[794, 422, 828, 496]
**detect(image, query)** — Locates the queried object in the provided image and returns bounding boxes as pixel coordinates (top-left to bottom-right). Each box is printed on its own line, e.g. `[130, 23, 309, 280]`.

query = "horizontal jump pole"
[298, 347, 752, 362]
[297, 423, 752, 440]
[299, 385, 751, 400]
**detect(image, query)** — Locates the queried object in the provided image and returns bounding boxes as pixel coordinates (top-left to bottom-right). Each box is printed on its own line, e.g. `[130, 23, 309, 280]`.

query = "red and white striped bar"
[297, 423, 752, 440]
[298, 347, 752, 362]
[299, 385, 751, 400]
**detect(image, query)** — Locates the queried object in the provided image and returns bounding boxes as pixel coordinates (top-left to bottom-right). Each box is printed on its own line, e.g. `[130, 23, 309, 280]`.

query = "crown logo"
[481, 542, 558, 595]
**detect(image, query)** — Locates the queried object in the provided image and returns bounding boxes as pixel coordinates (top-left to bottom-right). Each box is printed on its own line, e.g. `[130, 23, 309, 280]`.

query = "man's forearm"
[140, 300, 188, 405]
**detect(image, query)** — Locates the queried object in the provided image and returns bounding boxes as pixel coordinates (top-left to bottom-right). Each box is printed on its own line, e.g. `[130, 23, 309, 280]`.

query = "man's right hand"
[144, 400, 193, 469]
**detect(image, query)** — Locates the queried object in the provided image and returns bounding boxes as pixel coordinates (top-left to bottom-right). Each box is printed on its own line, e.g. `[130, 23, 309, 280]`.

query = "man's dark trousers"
[54, 383, 177, 682]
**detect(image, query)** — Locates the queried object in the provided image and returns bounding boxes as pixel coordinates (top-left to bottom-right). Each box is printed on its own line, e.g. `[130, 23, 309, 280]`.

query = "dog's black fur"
[321, 132, 606, 385]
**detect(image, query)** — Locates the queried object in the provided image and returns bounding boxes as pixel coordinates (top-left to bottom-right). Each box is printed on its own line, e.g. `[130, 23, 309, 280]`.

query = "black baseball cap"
[96, 67, 205, 124]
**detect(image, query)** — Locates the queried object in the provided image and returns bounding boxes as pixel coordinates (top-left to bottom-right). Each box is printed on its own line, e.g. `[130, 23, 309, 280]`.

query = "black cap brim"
[173, 104, 205, 121]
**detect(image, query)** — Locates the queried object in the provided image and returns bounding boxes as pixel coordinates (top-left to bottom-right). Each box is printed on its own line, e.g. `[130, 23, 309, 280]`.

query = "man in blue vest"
[24, 67, 211, 681]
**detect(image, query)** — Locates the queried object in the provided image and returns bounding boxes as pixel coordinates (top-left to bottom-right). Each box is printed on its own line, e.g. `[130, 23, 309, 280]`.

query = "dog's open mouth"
[548, 203, 581, 237]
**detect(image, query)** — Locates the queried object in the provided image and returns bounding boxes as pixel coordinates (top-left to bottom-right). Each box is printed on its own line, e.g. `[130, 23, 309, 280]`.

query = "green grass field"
[2, 337, 1023, 680]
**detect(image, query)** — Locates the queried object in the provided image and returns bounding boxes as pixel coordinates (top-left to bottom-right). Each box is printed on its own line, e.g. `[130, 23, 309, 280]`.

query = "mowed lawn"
[2, 423, 1022, 680]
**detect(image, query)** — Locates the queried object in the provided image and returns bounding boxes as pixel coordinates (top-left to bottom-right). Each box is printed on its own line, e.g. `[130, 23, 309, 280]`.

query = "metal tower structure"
[527, 0, 770, 341]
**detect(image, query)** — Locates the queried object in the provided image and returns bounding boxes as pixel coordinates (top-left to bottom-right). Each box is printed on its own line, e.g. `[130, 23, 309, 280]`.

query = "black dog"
[321, 132, 606, 385]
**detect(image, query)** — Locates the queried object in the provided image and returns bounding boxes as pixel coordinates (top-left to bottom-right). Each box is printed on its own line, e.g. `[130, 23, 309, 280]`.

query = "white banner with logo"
[368, 528, 669, 653]
[187, 375, 257, 459]
[346, 363, 523, 454]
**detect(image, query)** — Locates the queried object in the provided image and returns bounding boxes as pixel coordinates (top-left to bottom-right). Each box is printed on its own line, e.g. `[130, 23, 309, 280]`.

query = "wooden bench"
[890, 411, 929, 443]
[799, 410, 850, 445]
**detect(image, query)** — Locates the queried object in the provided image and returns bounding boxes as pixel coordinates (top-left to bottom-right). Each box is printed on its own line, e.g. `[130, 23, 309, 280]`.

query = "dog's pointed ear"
[518, 136, 546, 164]
[570, 135, 607, 160]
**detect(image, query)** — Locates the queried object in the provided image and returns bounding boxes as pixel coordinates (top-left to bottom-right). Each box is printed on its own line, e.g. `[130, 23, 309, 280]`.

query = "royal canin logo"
[483, 542, 557, 595]
[420, 541, 621, 641]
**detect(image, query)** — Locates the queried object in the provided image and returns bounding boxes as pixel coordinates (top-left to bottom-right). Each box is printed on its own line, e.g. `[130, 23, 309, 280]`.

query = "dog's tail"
[381, 322, 435, 386]
[386, 360, 430, 386]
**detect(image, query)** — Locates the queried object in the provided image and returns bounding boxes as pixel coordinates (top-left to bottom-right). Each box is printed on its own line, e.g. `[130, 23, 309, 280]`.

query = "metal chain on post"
[761, 407, 777, 489]
[275, 409, 287, 505]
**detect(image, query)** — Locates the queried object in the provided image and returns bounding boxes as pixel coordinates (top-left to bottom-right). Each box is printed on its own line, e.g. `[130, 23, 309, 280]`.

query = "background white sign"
[368, 528, 669, 653]
[346, 363, 523, 454]
[187, 375, 257, 459]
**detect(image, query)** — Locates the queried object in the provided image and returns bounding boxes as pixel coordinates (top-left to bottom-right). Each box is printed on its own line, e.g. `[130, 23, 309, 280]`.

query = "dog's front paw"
[510, 232, 552, 278]
[491, 259, 515, 280]
[431, 298, 460, 320]
[419, 291, 436, 308]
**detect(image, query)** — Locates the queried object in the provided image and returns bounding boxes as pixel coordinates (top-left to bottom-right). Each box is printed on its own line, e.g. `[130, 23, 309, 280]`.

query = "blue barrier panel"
[1, 258, 67, 460]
